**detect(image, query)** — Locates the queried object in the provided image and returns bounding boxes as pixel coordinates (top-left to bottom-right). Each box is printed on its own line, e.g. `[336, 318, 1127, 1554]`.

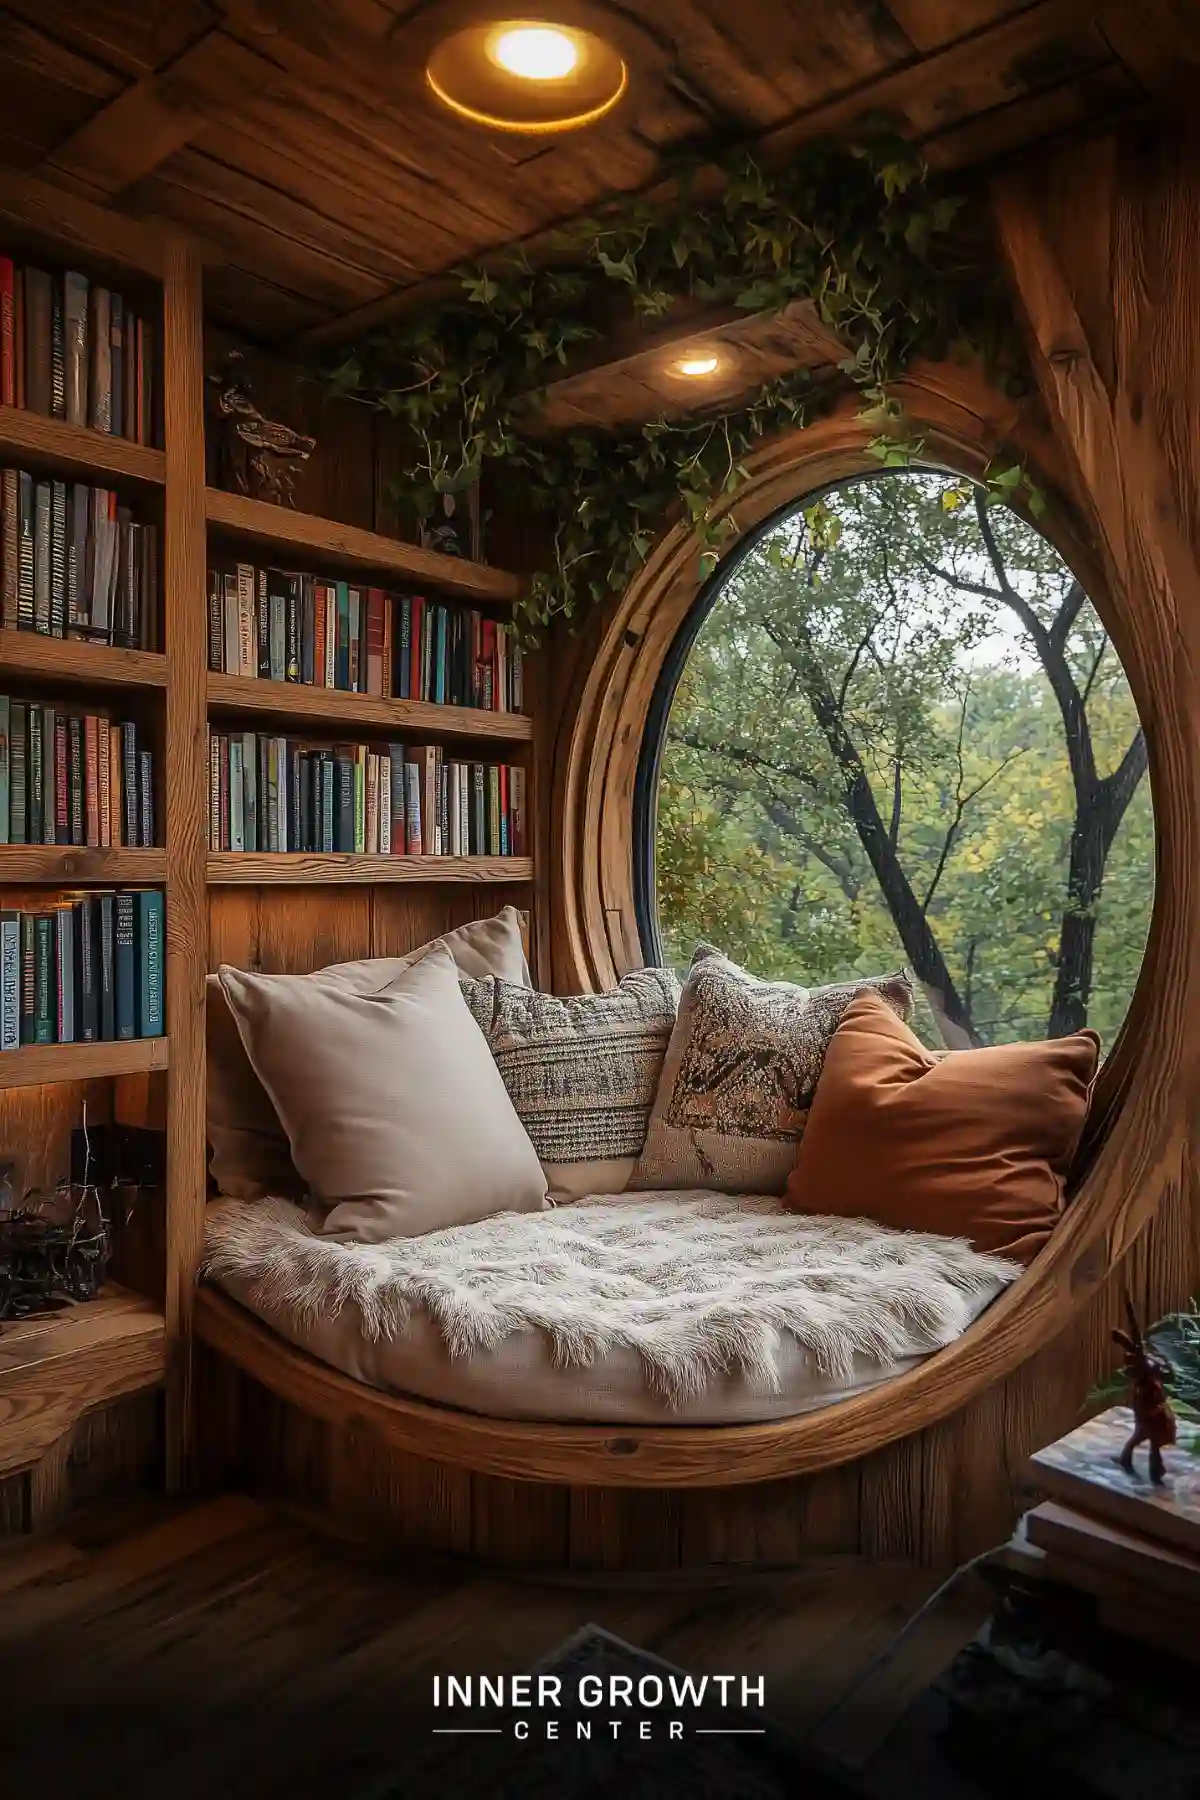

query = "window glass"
[649, 471, 1153, 1048]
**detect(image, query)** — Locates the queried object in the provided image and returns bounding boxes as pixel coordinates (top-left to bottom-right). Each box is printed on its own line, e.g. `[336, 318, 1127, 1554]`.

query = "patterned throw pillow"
[629, 946, 914, 1195]
[460, 968, 681, 1199]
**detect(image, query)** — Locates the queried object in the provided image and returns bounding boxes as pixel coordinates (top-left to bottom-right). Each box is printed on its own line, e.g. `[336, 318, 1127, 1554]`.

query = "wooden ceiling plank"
[0, 11, 125, 100]
[0, 164, 164, 277]
[920, 61, 1141, 171]
[0, 0, 217, 81]
[153, 143, 422, 287]
[691, 0, 915, 115]
[40, 28, 293, 197]
[881, 0, 1030, 54]
[1096, 0, 1200, 92]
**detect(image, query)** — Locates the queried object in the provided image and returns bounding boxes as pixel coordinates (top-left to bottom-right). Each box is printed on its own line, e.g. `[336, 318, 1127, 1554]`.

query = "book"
[98, 893, 115, 1041]
[63, 271, 89, 427]
[19, 913, 34, 1043]
[32, 913, 54, 1043]
[0, 693, 8, 846]
[54, 904, 74, 1042]
[75, 896, 98, 1042]
[1025, 1499, 1200, 1609]
[0, 256, 13, 408]
[1028, 1406, 1200, 1559]
[90, 286, 112, 432]
[9, 699, 25, 843]
[110, 293, 124, 439]
[16, 472, 33, 629]
[50, 480, 66, 637]
[136, 888, 164, 1037]
[32, 479, 51, 632]
[50, 274, 65, 419]
[1, 466, 17, 629]
[23, 268, 51, 415]
[0, 910, 19, 1050]
[113, 890, 136, 1039]
[236, 562, 256, 678]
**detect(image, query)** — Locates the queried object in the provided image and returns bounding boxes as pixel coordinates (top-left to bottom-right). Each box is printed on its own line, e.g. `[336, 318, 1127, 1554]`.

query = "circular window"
[642, 470, 1154, 1050]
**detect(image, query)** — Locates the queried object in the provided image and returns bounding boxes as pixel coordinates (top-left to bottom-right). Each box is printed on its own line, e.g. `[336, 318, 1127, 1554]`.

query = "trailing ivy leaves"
[321, 136, 1028, 639]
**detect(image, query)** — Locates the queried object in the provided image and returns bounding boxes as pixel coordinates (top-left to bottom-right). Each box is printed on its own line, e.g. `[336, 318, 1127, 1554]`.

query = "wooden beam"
[1097, 0, 1200, 93]
[40, 28, 291, 199]
[0, 166, 163, 280]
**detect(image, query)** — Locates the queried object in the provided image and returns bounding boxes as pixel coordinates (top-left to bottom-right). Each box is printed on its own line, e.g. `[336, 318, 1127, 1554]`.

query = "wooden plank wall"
[201, 129, 1200, 1570]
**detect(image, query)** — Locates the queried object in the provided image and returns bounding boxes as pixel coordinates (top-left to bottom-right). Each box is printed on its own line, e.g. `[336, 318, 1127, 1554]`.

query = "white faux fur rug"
[203, 1192, 1019, 1408]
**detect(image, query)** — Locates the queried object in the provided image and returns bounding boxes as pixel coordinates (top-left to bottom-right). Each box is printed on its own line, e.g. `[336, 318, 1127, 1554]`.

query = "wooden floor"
[0, 1491, 974, 1799]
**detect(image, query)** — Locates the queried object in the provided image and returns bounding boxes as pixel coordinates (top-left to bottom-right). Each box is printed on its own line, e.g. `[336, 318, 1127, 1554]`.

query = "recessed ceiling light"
[675, 354, 721, 378]
[426, 18, 627, 134]
[490, 25, 578, 80]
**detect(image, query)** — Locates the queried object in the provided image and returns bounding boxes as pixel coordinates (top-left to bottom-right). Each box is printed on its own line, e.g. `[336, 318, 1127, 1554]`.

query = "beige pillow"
[207, 907, 531, 1199]
[459, 968, 680, 1198]
[217, 945, 548, 1243]
[630, 946, 914, 1195]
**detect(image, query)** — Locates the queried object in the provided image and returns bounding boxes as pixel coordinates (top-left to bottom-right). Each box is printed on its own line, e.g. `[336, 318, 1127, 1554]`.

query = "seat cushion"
[785, 989, 1100, 1263]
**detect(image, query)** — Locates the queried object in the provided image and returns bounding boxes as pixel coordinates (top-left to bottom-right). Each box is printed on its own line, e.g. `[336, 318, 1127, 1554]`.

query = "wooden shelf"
[0, 406, 165, 488]
[0, 630, 167, 691]
[205, 487, 521, 604]
[0, 1282, 165, 1478]
[0, 1036, 168, 1091]
[208, 853, 533, 886]
[0, 846, 165, 883]
[206, 671, 533, 743]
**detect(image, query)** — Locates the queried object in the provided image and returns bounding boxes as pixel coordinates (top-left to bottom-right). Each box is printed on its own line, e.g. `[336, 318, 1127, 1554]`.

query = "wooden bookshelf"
[0, 1036, 168, 1091]
[0, 630, 167, 691]
[0, 1283, 166, 1479]
[206, 671, 533, 742]
[205, 487, 520, 603]
[207, 853, 533, 885]
[0, 405, 165, 488]
[0, 846, 165, 883]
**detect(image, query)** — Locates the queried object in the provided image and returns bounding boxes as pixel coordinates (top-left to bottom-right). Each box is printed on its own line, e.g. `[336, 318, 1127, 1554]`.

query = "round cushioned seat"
[203, 1192, 1012, 1427]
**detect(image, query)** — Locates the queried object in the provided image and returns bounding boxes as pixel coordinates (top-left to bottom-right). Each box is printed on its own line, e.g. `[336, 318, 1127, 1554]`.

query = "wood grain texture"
[207, 854, 533, 886]
[0, 404, 165, 487]
[206, 672, 533, 742]
[0, 847, 165, 883]
[0, 1285, 164, 1478]
[0, 630, 166, 691]
[205, 487, 521, 602]
[161, 236, 209, 1488]
[0, 1038, 167, 1090]
[0, 163, 163, 279]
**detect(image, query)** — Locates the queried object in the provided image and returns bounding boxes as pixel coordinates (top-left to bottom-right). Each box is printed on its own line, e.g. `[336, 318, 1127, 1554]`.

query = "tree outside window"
[652, 471, 1152, 1049]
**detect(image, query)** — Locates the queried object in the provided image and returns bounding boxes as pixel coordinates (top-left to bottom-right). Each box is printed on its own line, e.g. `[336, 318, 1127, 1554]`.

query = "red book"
[409, 595, 424, 702]
[0, 257, 13, 408]
[482, 619, 496, 710]
[12, 268, 24, 409]
[84, 714, 100, 846]
[381, 592, 394, 700]
[54, 714, 69, 844]
[313, 582, 326, 688]
[365, 586, 385, 698]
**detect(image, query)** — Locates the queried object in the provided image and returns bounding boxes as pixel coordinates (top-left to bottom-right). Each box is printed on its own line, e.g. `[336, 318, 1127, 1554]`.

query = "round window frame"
[541, 385, 1192, 1482]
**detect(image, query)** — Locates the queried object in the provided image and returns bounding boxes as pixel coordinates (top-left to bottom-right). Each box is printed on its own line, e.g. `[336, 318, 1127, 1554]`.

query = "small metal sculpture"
[1113, 1291, 1177, 1485]
[207, 349, 315, 507]
[0, 1180, 111, 1321]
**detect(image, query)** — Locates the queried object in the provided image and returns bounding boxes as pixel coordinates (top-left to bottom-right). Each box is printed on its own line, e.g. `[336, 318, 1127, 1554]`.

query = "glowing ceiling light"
[489, 25, 579, 80]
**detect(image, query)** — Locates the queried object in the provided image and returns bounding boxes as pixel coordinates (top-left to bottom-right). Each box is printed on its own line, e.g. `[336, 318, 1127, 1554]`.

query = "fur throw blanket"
[203, 1193, 1018, 1408]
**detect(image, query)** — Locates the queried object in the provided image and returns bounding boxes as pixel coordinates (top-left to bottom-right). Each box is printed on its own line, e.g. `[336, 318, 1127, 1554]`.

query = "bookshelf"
[0, 169, 537, 1516]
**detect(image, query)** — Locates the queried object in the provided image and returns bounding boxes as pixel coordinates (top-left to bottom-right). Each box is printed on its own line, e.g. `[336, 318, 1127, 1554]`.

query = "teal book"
[33, 913, 54, 1044]
[136, 888, 164, 1037]
[335, 581, 350, 690]
[55, 904, 74, 1043]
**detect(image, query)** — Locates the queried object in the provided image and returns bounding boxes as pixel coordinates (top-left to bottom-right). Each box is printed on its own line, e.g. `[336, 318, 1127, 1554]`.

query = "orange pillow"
[784, 990, 1100, 1264]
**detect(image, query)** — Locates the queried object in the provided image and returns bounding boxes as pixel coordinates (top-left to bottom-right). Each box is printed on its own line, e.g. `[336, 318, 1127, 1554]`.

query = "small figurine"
[1113, 1291, 1176, 1485]
[207, 349, 315, 507]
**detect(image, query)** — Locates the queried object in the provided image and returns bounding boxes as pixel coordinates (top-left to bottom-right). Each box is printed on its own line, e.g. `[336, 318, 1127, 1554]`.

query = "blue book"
[136, 888, 164, 1037]
[114, 891, 136, 1040]
[398, 597, 411, 700]
[98, 893, 115, 1040]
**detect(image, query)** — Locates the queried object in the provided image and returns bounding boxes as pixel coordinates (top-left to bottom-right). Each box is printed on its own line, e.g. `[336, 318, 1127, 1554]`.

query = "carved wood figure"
[207, 350, 316, 506]
[1113, 1293, 1177, 1485]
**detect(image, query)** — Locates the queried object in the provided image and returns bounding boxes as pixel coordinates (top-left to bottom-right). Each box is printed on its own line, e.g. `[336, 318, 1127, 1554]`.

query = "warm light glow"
[676, 354, 720, 377]
[489, 25, 579, 80]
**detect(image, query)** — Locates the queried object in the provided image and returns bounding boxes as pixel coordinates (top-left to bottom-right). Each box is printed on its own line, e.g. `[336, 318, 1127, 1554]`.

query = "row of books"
[0, 257, 159, 444]
[0, 466, 159, 647]
[208, 732, 527, 857]
[0, 891, 164, 1049]
[0, 699, 155, 847]
[207, 563, 523, 712]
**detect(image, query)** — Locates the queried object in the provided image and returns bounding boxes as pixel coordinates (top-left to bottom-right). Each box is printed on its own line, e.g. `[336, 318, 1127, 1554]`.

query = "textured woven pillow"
[460, 967, 681, 1199]
[218, 946, 547, 1243]
[207, 906, 531, 1200]
[629, 946, 914, 1195]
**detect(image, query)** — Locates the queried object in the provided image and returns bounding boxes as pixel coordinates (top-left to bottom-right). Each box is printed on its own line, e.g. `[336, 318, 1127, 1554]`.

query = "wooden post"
[161, 235, 209, 1489]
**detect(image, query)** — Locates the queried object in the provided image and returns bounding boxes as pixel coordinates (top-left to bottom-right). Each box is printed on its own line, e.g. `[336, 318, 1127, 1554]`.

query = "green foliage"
[323, 139, 1026, 638]
[654, 472, 1152, 1049]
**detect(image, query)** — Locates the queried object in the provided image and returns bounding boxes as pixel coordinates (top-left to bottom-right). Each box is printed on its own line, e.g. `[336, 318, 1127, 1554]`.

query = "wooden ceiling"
[0, 0, 1194, 346]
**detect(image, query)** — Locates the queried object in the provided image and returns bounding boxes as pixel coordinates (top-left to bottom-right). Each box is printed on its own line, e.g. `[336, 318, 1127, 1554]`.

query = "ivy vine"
[323, 137, 1034, 637]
